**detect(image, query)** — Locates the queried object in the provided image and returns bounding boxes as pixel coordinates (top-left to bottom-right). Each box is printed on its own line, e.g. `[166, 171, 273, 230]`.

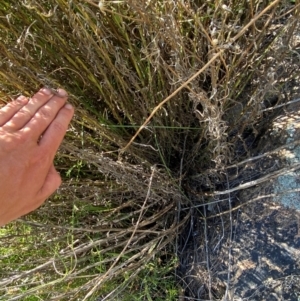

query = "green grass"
[0, 215, 180, 301]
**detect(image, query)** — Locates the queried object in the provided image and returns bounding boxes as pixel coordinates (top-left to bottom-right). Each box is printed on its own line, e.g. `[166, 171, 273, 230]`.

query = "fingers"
[2, 87, 66, 132]
[39, 103, 74, 155]
[23, 89, 69, 141]
[0, 96, 29, 127]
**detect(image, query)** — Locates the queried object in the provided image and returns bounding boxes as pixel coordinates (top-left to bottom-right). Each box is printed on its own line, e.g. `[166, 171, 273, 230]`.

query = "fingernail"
[57, 89, 68, 98]
[40, 87, 53, 95]
[17, 95, 28, 104]
[64, 103, 73, 110]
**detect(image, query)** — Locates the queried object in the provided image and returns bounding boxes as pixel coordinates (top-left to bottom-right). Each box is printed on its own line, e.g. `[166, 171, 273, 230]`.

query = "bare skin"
[0, 87, 74, 226]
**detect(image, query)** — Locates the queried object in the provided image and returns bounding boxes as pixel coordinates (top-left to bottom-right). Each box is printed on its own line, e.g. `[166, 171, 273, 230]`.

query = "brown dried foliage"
[0, 0, 299, 300]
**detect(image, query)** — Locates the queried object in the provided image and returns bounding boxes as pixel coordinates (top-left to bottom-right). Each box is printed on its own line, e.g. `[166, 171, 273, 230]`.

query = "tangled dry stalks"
[0, 0, 300, 300]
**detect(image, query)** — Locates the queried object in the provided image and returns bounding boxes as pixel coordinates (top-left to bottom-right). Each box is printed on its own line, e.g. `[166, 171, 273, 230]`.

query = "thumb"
[39, 164, 62, 200]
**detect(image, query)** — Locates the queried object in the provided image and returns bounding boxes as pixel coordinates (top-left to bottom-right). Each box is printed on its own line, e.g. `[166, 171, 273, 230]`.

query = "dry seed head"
[98, 1, 104, 10]
[212, 39, 219, 46]
[221, 4, 232, 13]
[98, 0, 124, 10]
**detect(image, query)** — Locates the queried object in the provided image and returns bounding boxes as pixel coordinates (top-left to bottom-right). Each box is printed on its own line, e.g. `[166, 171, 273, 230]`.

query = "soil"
[177, 101, 300, 301]
[177, 16, 300, 301]
[228, 101, 300, 301]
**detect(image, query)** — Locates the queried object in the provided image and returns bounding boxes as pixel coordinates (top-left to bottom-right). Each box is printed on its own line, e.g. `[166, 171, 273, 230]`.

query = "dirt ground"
[177, 101, 300, 301]
[226, 200, 300, 301]
[177, 18, 300, 301]
[228, 100, 300, 301]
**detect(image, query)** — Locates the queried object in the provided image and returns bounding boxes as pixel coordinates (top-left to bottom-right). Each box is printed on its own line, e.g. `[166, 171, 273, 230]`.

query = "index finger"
[39, 103, 74, 155]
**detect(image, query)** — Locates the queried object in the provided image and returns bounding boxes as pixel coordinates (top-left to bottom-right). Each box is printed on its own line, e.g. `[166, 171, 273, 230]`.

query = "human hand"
[0, 87, 74, 226]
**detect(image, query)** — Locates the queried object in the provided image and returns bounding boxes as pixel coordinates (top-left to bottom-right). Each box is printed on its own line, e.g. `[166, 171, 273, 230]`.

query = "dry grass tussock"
[0, 0, 299, 300]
